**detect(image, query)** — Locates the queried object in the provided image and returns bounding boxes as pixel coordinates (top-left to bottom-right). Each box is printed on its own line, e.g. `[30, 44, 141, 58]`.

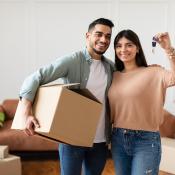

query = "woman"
[108, 29, 175, 175]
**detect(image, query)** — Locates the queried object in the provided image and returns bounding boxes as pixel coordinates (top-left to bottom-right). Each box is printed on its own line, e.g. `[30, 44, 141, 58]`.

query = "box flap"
[41, 83, 80, 88]
[71, 89, 101, 103]
[33, 85, 63, 132]
[11, 101, 28, 130]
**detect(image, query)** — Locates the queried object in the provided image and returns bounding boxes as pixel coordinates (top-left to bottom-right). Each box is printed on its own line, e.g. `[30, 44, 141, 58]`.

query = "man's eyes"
[95, 33, 103, 37]
[104, 35, 111, 40]
[94, 33, 111, 39]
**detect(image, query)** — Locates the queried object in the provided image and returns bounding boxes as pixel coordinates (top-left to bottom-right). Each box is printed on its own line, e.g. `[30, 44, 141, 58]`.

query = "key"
[152, 37, 157, 54]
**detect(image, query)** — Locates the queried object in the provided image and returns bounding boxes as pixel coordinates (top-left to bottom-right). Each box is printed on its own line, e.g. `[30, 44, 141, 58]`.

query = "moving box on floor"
[12, 84, 102, 147]
[0, 145, 21, 175]
[160, 137, 175, 174]
[0, 155, 21, 175]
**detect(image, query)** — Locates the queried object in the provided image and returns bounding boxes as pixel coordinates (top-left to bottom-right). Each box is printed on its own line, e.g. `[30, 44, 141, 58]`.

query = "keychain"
[152, 37, 157, 54]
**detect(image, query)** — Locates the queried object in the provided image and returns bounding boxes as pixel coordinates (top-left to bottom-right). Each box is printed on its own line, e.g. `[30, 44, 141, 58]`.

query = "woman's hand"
[154, 32, 172, 51]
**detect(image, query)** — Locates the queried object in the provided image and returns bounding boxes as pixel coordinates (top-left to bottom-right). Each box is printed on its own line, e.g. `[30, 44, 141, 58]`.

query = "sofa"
[0, 99, 58, 159]
[159, 109, 175, 138]
[159, 110, 175, 174]
[0, 99, 175, 159]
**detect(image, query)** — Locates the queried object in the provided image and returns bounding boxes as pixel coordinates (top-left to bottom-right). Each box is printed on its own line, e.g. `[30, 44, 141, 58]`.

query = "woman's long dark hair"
[114, 29, 148, 71]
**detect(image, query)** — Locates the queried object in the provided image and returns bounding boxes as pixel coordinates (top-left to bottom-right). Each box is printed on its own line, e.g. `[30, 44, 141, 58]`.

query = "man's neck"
[90, 52, 102, 60]
[87, 48, 102, 60]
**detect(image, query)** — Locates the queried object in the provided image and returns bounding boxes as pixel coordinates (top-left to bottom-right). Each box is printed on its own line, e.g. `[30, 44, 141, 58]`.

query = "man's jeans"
[111, 128, 161, 175]
[59, 142, 108, 175]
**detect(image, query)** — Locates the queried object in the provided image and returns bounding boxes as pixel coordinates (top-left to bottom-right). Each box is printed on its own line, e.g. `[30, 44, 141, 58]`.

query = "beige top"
[108, 66, 175, 131]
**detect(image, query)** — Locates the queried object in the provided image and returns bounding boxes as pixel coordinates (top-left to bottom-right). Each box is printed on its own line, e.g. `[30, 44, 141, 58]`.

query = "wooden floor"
[21, 159, 173, 175]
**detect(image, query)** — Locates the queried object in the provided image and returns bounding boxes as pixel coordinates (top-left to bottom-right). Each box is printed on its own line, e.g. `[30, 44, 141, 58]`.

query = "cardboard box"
[0, 154, 21, 175]
[160, 137, 175, 174]
[0, 145, 8, 159]
[12, 84, 102, 147]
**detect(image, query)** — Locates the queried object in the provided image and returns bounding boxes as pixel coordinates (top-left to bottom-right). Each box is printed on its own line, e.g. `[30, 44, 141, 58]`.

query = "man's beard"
[92, 47, 106, 55]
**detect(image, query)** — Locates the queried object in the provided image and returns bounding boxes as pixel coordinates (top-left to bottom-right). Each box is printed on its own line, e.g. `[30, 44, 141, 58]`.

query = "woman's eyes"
[127, 44, 133, 47]
[116, 44, 134, 48]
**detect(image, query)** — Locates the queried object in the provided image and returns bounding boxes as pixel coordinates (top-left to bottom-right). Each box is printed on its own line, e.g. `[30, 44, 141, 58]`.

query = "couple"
[18, 18, 175, 175]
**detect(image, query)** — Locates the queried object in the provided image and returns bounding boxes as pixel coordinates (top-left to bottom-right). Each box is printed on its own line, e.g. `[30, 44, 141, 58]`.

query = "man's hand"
[24, 115, 40, 136]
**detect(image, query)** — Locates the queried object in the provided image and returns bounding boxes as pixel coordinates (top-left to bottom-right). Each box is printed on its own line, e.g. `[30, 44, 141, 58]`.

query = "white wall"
[0, 0, 114, 100]
[0, 0, 175, 114]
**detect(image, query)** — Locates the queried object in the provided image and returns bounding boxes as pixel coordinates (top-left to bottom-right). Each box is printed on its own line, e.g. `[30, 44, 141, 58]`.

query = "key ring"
[152, 37, 157, 54]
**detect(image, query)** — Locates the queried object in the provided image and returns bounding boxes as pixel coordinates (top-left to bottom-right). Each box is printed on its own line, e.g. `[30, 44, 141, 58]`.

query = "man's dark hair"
[88, 18, 114, 32]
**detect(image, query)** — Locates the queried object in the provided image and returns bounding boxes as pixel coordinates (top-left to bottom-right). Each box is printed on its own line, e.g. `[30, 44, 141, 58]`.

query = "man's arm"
[19, 54, 74, 102]
[19, 52, 77, 135]
[20, 98, 40, 136]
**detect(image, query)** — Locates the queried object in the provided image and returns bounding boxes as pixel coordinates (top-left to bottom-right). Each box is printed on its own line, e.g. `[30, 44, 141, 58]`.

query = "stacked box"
[0, 145, 8, 159]
[0, 145, 21, 175]
[160, 137, 175, 174]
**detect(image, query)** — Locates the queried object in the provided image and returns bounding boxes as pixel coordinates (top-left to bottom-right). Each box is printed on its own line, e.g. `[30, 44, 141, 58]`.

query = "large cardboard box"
[0, 154, 21, 175]
[12, 84, 102, 147]
[160, 137, 175, 174]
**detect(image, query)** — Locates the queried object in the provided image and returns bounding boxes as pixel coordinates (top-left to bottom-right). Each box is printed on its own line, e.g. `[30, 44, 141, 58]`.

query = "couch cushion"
[160, 110, 175, 138]
[2, 99, 19, 119]
[0, 120, 58, 151]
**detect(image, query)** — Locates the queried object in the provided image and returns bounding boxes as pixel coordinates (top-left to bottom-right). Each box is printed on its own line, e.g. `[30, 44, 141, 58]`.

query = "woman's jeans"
[59, 142, 108, 175]
[111, 128, 161, 175]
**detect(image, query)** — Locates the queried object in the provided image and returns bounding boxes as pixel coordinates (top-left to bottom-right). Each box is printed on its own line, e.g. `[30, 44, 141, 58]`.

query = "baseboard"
[10, 148, 111, 161]
[10, 151, 59, 160]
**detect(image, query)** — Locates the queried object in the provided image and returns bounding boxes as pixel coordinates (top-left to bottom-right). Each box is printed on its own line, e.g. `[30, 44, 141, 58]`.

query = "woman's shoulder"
[112, 66, 165, 78]
[113, 67, 146, 75]
[146, 65, 165, 72]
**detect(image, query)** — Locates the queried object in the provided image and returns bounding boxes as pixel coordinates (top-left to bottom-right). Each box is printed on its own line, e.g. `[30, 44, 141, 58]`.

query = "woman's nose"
[120, 46, 126, 52]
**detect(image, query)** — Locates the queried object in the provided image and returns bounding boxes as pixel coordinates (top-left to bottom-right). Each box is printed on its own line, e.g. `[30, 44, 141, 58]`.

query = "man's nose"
[100, 35, 108, 43]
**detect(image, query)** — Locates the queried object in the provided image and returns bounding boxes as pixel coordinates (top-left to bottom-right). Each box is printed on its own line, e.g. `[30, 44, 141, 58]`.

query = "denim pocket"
[138, 131, 160, 141]
[137, 131, 161, 154]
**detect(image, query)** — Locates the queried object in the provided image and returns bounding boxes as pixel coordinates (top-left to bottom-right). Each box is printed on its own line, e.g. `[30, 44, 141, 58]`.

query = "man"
[19, 18, 114, 175]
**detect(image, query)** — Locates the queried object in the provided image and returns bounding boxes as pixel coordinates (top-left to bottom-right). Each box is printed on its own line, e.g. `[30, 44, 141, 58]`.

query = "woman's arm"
[154, 32, 175, 73]
[165, 47, 175, 73]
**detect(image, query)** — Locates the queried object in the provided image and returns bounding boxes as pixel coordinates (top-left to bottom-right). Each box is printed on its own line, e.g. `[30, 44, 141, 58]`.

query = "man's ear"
[86, 32, 90, 39]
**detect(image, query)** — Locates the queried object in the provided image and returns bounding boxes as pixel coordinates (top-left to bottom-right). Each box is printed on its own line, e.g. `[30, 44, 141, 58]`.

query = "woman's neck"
[122, 63, 139, 73]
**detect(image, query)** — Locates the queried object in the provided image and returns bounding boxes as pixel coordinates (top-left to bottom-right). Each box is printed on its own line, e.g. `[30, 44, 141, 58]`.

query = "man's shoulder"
[57, 49, 85, 62]
[103, 57, 115, 69]
[68, 49, 86, 58]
